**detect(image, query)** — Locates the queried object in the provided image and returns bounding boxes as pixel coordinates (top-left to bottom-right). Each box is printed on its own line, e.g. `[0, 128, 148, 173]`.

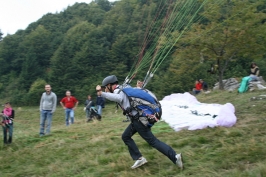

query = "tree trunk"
[217, 57, 224, 90]
[218, 71, 224, 90]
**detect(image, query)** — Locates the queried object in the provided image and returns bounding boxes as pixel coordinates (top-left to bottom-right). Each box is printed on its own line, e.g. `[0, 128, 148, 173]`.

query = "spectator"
[136, 80, 144, 88]
[60, 91, 79, 126]
[199, 79, 208, 91]
[1, 102, 14, 144]
[39, 84, 57, 137]
[249, 62, 260, 81]
[84, 95, 95, 120]
[96, 92, 105, 116]
[193, 80, 202, 95]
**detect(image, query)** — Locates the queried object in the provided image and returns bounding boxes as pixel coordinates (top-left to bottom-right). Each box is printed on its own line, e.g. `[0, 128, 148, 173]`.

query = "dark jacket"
[96, 96, 105, 108]
[202, 82, 208, 91]
[84, 99, 95, 110]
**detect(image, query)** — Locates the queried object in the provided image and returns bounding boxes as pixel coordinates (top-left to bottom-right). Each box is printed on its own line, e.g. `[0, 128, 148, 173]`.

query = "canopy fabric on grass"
[160, 92, 237, 131]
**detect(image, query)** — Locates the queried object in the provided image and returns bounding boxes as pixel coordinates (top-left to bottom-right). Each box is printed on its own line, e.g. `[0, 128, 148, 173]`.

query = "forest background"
[0, 0, 266, 105]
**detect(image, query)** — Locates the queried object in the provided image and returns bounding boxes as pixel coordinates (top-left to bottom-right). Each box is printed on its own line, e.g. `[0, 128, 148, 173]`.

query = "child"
[1, 102, 14, 144]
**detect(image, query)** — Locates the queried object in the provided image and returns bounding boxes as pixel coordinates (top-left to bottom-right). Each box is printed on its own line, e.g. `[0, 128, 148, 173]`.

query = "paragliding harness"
[118, 87, 162, 128]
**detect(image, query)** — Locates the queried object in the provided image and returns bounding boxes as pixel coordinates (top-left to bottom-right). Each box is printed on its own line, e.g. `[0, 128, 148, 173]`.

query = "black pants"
[122, 118, 177, 164]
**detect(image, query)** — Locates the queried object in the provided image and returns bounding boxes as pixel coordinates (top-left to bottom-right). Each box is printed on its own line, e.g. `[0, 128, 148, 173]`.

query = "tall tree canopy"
[0, 0, 266, 105]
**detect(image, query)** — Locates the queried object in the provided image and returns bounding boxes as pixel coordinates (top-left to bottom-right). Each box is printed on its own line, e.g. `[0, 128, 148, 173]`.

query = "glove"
[83, 107, 86, 111]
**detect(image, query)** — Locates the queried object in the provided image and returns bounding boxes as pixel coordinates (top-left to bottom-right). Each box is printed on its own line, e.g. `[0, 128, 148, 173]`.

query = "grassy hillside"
[0, 90, 266, 177]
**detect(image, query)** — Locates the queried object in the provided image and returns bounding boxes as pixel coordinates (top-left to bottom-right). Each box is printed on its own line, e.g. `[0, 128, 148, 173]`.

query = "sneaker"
[131, 157, 148, 169]
[175, 153, 183, 169]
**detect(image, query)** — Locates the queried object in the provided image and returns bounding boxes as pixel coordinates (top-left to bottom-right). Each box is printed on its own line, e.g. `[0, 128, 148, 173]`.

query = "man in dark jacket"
[199, 79, 208, 91]
[96, 92, 105, 116]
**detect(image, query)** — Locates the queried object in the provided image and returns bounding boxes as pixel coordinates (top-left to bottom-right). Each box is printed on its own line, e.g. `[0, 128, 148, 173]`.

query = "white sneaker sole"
[177, 153, 184, 170]
[131, 159, 148, 169]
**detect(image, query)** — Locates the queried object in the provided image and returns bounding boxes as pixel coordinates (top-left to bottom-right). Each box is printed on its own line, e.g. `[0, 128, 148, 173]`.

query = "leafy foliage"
[0, 0, 266, 104]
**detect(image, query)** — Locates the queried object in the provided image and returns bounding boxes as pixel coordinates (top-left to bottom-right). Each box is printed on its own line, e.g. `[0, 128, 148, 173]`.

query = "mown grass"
[0, 90, 266, 177]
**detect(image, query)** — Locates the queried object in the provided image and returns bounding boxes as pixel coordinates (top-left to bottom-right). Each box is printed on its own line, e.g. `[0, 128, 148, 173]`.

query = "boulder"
[249, 76, 266, 91]
[213, 78, 239, 91]
[213, 77, 266, 91]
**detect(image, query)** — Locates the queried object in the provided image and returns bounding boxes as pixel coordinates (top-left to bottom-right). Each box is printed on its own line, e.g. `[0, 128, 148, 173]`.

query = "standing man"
[39, 84, 57, 137]
[96, 92, 105, 116]
[96, 75, 183, 169]
[60, 90, 79, 126]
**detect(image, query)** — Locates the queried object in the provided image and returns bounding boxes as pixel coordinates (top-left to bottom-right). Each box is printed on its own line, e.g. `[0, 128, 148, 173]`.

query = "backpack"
[121, 87, 162, 124]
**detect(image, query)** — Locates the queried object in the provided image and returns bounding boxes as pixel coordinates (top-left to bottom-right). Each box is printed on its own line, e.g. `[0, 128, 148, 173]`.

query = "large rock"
[249, 77, 266, 91]
[213, 76, 266, 91]
[213, 78, 239, 91]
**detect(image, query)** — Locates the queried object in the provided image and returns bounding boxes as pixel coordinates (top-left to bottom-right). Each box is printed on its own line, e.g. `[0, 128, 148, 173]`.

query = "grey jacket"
[40, 92, 57, 113]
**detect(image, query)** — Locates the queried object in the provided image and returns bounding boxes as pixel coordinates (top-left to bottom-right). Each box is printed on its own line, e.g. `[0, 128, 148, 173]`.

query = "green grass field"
[0, 90, 266, 177]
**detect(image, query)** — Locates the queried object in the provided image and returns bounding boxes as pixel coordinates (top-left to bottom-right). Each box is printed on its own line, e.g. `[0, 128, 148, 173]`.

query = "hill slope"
[0, 90, 266, 177]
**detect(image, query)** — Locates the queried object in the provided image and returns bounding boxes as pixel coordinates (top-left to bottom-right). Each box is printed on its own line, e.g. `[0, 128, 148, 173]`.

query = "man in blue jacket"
[96, 92, 105, 116]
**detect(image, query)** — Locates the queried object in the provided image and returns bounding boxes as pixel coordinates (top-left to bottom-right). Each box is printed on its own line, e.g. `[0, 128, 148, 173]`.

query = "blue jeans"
[193, 90, 201, 95]
[40, 110, 53, 135]
[3, 124, 13, 140]
[65, 108, 74, 126]
[249, 75, 259, 81]
[97, 105, 102, 115]
[122, 118, 177, 164]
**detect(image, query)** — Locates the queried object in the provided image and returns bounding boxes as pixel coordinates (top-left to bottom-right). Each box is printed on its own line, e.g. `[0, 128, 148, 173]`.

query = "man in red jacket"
[60, 90, 79, 126]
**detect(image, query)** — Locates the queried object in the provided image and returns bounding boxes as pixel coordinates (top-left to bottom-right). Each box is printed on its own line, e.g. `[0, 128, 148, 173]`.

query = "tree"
[19, 47, 43, 89]
[174, 0, 266, 89]
[27, 79, 47, 105]
[0, 34, 22, 75]
[17, 25, 52, 89]
[94, 0, 112, 11]
[0, 29, 3, 41]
